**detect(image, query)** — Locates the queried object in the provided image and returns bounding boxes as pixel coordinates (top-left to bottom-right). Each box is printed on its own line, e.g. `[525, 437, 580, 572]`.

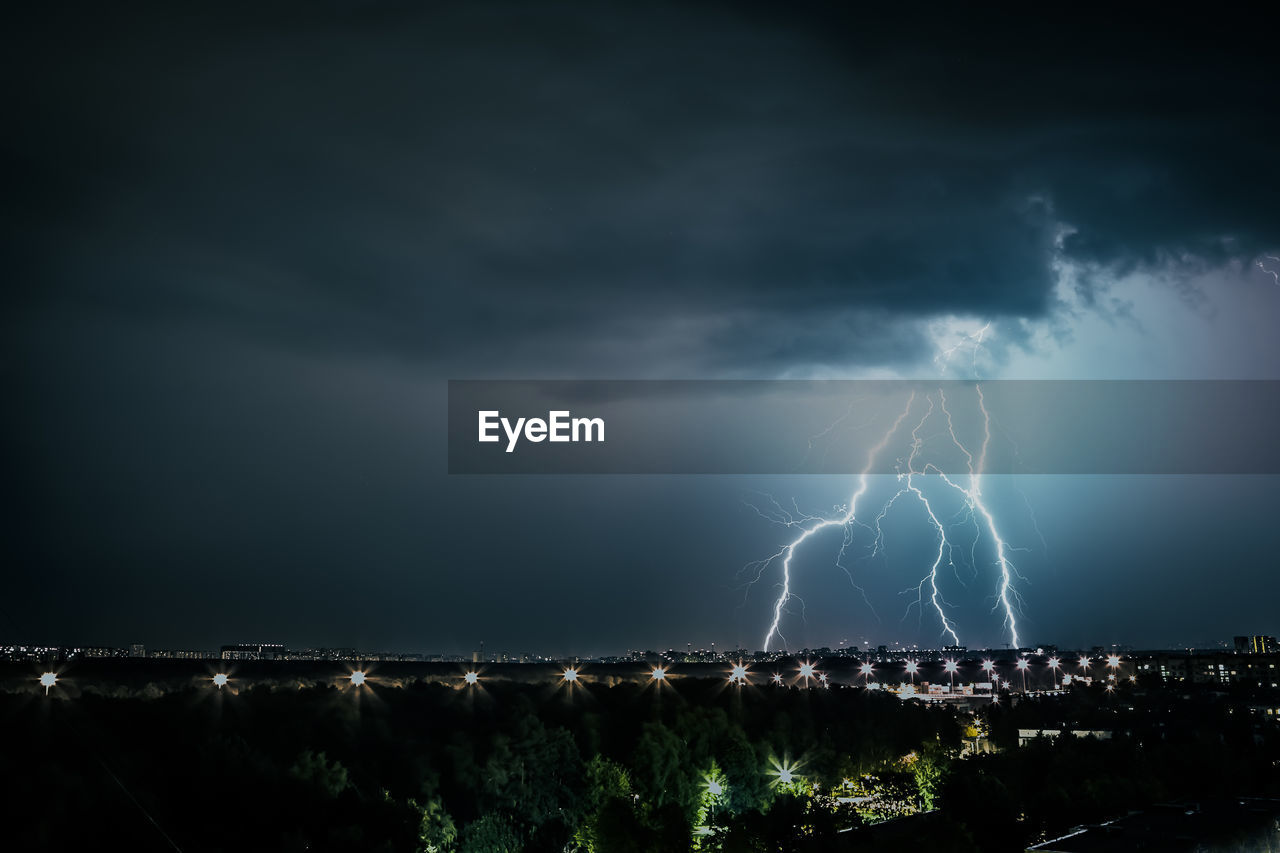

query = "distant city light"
[11, 646, 1164, 699]
[1047, 657, 1062, 688]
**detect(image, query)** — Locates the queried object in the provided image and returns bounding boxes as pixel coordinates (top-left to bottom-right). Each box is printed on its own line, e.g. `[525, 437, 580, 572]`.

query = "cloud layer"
[6, 3, 1277, 374]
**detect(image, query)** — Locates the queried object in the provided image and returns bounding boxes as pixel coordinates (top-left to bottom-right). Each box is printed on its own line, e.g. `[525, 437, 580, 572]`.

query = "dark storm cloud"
[3, 3, 1280, 653]
[6, 3, 1277, 374]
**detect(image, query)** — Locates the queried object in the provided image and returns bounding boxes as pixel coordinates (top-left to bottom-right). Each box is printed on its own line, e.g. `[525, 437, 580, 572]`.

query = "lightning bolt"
[884, 387, 1023, 648]
[896, 396, 961, 645]
[749, 394, 917, 651]
[1257, 255, 1280, 286]
[934, 321, 991, 378]
[750, 326, 1029, 652]
[934, 387, 1023, 647]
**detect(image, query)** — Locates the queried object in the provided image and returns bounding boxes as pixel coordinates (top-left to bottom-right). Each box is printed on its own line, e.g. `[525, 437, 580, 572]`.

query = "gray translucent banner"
[447, 380, 1280, 475]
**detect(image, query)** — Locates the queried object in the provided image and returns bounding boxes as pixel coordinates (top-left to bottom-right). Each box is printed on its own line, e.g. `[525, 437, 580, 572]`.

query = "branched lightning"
[747, 394, 917, 651]
[932, 387, 1024, 646]
[934, 322, 991, 378]
[1257, 255, 1280, 286]
[749, 324, 1031, 651]
[871, 396, 961, 644]
[902, 398, 962, 643]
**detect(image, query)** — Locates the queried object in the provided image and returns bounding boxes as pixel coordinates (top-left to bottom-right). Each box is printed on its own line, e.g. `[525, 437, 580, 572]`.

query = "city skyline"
[4, 633, 1273, 665]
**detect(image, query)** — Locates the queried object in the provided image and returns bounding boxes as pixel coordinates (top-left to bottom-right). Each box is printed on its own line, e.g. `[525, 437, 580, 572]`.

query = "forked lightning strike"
[932, 387, 1024, 645]
[895, 396, 961, 645]
[747, 326, 1026, 651]
[1257, 255, 1280, 286]
[747, 396, 918, 651]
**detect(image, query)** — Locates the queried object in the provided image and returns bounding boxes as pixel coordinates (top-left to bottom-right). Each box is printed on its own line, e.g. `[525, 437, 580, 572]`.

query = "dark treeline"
[4, 679, 1280, 852]
[944, 683, 1280, 852]
[8, 678, 954, 851]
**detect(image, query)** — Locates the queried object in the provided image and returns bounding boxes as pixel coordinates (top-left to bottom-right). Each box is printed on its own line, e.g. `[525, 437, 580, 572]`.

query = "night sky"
[4, 3, 1279, 655]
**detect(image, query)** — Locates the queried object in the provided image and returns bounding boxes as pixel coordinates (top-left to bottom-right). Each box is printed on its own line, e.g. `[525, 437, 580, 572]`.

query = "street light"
[703, 770, 727, 828]
[797, 661, 815, 685]
[1048, 657, 1060, 690]
[212, 673, 229, 689]
[650, 667, 666, 682]
[464, 671, 480, 685]
[1016, 658, 1029, 692]
[768, 756, 802, 788]
[350, 670, 367, 686]
[39, 672, 57, 695]
[905, 660, 918, 686]
[860, 662, 874, 686]
[944, 659, 959, 691]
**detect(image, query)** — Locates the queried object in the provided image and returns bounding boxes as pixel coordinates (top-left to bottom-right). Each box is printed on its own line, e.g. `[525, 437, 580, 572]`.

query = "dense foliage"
[4, 678, 956, 851]
[4, 677, 1280, 851]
